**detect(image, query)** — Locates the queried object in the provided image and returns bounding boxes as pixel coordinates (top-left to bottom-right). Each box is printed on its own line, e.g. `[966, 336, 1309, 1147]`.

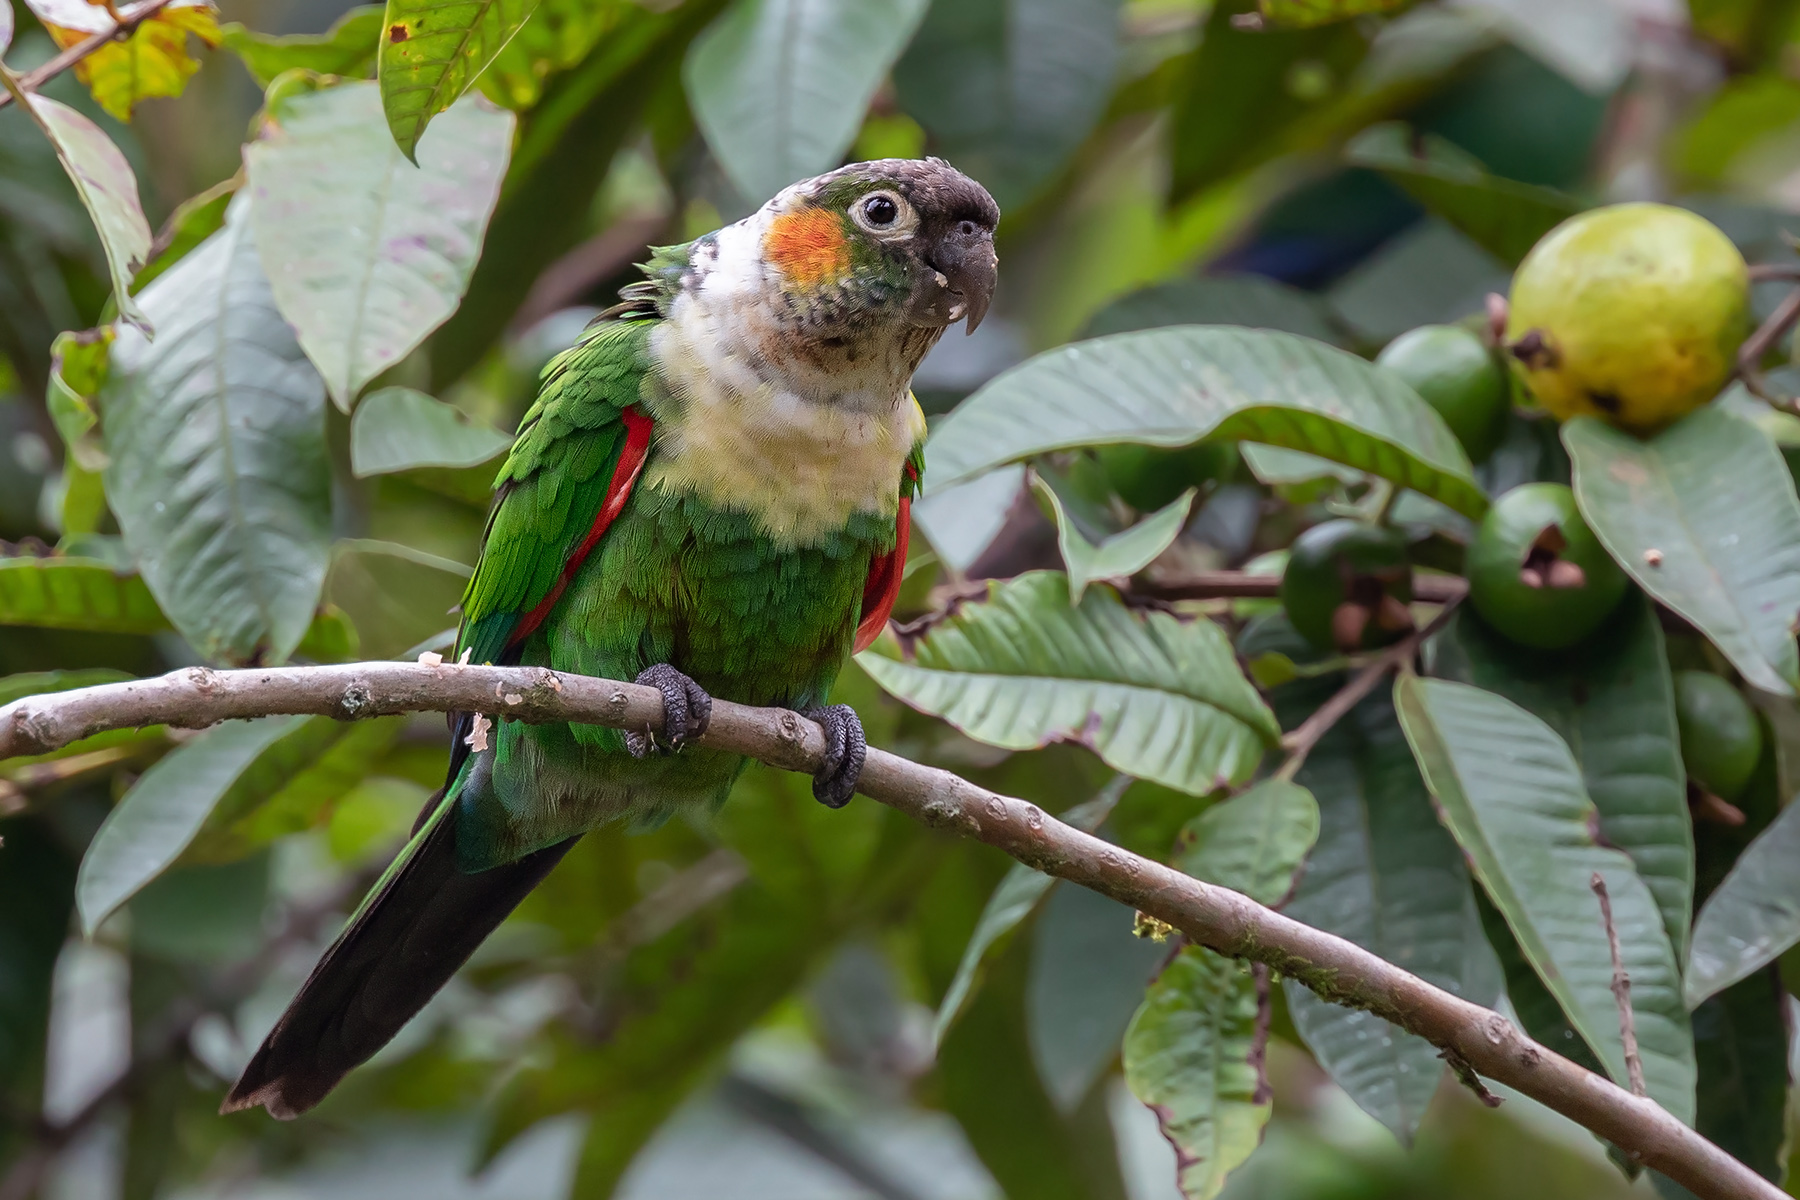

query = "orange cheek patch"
[763, 208, 852, 288]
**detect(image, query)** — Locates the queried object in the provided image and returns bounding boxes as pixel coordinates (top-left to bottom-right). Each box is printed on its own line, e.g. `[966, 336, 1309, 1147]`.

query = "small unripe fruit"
[1673, 671, 1762, 802]
[1377, 324, 1508, 463]
[1505, 203, 1749, 434]
[1280, 520, 1413, 652]
[1466, 483, 1627, 650]
[1095, 442, 1234, 513]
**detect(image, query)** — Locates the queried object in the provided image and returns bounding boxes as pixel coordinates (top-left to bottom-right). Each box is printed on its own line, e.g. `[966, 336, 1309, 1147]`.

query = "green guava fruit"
[1505, 203, 1749, 433]
[1673, 670, 1762, 802]
[1095, 442, 1234, 513]
[1377, 324, 1509, 462]
[1466, 483, 1628, 650]
[1280, 519, 1413, 652]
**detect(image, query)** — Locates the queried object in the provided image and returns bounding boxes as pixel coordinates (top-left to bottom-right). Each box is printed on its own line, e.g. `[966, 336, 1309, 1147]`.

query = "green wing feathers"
[458, 319, 655, 665]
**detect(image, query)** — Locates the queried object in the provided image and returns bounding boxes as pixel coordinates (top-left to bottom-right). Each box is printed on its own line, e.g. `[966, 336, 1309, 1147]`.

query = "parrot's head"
[754, 157, 1001, 338]
[634, 158, 999, 412]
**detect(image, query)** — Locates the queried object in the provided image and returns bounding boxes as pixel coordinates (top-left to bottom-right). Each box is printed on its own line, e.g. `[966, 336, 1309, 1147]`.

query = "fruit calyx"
[1331, 560, 1414, 649]
[1517, 524, 1587, 590]
[1508, 329, 1559, 372]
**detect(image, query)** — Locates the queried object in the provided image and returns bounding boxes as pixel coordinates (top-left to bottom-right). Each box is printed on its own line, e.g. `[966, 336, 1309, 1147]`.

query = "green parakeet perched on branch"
[224, 159, 999, 1118]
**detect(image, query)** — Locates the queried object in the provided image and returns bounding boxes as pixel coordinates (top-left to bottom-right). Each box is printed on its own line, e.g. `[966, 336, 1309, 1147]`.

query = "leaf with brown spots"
[376, 0, 539, 160]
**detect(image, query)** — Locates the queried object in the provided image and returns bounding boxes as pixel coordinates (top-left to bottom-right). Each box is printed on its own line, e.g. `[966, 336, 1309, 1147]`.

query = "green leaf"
[484, 768, 871, 1183]
[1345, 122, 1584, 264]
[934, 780, 1126, 1048]
[349, 386, 512, 476]
[293, 604, 360, 664]
[684, 0, 930, 203]
[1673, 76, 1800, 189]
[1081, 275, 1350, 346]
[421, 0, 724, 385]
[1173, 779, 1318, 907]
[325, 539, 472, 659]
[859, 572, 1279, 795]
[1258, 0, 1408, 29]
[1685, 798, 1800, 1006]
[927, 326, 1487, 518]
[1282, 685, 1499, 1143]
[1035, 475, 1193, 603]
[892, 0, 1122, 210]
[377, 0, 538, 160]
[246, 80, 514, 410]
[77, 713, 402, 938]
[1475, 888, 1606, 1075]
[476, 0, 630, 109]
[1028, 881, 1170, 1111]
[1566, 409, 1800, 696]
[912, 463, 1025, 574]
[47, 328, 111, 473]
[132, 173, 237, 294]
[220, 5, 383, 87]
[77, 716, 311, 933]
[7, 93, 152, 334]
[1123, 947, 1269, 1200]
[1431, 599, 1694, 959]
[0, 555, 167, 635]
[183, 717, 403, 862]
[1395, 675, 1696, 1123]
[1167, 0, 1368, 202]
[100, 203, 332, 666]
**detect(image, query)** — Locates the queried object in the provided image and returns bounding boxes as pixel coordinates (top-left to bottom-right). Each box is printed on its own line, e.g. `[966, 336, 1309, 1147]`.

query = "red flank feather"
[511, 406, 654, 647]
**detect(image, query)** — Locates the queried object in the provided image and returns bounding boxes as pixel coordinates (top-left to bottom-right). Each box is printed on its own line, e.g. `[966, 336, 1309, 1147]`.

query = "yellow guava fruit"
[1505, 203, 1749, 433]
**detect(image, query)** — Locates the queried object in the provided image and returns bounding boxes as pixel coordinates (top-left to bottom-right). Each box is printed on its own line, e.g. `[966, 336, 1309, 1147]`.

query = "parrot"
[222, 158, 999, 1119]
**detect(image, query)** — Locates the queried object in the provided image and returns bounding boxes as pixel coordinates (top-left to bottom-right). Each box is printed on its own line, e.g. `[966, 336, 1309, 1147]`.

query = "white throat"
[643, 211, 928, 547]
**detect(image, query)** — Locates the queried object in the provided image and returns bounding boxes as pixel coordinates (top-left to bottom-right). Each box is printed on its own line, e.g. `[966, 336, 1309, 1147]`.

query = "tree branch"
[0, 0, 185, 113]
[1137, 570, 1467, 604]
[0, 663, 1779, 1200]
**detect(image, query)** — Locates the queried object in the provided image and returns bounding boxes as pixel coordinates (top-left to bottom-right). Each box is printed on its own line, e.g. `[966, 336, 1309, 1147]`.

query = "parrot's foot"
[801, 705, 866, 809]
[626, 664, 713, 757]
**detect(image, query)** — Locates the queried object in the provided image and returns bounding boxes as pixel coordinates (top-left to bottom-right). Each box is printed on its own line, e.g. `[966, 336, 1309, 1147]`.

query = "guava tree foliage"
[2, 0, 1800, 1198]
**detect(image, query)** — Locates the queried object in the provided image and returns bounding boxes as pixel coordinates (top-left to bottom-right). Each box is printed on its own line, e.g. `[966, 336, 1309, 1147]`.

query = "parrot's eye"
[851, 190, 913, 236]
[863, 196, 898, 225]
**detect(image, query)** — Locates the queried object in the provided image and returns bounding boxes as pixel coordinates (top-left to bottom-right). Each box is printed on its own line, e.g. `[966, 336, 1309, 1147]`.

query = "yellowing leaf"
[33, 0, 222, 121]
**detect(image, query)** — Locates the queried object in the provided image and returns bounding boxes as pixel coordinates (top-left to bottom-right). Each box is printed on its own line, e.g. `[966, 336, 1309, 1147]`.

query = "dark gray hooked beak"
[927, 221, 998, 335]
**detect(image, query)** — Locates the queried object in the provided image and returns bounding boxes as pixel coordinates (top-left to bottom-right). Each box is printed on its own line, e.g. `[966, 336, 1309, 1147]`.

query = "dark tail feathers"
[222, 800, 574, 1119]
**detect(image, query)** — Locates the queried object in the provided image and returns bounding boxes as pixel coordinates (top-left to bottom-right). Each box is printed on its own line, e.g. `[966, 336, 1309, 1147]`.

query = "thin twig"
[1735, 285, 1800, 406]
[1748, 263, 1800, 282]
[0, 0, 185, 112]
[1274, 602, 1459, 780]
[1591, 872, 1647, 1098]
[0, 663, 1783, 1200]
[1136, 570, 1467, 605]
